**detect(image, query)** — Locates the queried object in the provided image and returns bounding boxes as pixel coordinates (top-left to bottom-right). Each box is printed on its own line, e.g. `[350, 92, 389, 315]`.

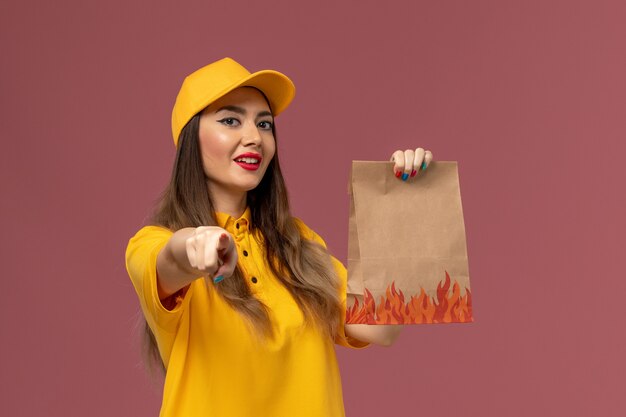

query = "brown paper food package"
[346, 161, 473, 325]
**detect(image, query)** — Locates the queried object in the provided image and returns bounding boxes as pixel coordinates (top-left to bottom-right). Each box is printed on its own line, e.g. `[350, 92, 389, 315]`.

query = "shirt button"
[251, 277, 258, 284]
[243, 250, 248, 257]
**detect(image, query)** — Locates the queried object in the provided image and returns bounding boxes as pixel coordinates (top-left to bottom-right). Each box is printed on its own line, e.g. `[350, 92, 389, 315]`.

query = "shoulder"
[128, 225, 173, 244]
[125, 225, 174, 265]
[292, 217, 327, 248]
[129, 225, 174, 240]
[127, 225, 173, 248]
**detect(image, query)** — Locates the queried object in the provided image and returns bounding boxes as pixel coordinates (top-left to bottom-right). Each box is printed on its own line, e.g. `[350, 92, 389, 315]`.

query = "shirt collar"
[215, 207, 251, 237]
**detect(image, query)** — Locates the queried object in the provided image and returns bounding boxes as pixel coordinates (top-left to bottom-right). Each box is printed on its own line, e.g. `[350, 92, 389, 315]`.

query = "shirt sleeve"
[125, 226, 194, 336]
[293, 218, 370, 349]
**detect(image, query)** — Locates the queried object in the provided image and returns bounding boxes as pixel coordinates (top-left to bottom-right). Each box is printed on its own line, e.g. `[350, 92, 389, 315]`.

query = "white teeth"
[235, 157, 259, 164]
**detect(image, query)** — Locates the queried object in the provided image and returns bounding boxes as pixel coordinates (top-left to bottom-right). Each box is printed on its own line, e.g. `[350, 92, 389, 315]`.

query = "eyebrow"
[215, 105, 273, 118]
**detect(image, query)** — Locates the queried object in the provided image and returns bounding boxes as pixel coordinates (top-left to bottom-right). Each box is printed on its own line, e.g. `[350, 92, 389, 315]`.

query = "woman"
[126, 57, 433, 417]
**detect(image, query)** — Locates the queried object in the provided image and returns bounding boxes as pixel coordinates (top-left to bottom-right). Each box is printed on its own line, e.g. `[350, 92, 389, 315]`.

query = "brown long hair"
[143, 108, 342, 371]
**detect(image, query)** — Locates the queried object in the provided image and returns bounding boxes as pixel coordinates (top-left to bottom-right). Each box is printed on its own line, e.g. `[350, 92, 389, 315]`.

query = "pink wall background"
[2, 1, 624, 416]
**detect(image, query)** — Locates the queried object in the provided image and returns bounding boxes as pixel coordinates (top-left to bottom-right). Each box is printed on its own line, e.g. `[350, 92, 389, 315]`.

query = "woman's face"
[198, 87, 276, 197]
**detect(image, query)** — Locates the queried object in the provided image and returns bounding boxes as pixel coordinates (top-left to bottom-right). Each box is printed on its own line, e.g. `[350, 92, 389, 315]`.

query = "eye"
[258, 120, 273, 130]
[218, 117, 240, 127]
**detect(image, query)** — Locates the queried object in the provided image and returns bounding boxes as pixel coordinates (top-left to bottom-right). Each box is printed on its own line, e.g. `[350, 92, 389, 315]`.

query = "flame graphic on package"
[346, 271, 473, 324]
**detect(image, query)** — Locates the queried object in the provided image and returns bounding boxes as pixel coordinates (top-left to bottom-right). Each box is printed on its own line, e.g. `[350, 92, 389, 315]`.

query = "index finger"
[216, 232, 231, 252]
[390, 150, 405, 177]
[215, 233, 237, 278]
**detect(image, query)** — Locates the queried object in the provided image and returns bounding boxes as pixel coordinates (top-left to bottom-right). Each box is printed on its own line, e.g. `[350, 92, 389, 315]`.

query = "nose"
[241, 121, 262, 147]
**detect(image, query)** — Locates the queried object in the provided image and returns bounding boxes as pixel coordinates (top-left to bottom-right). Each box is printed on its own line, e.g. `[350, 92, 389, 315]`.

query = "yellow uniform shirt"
[125, 208, 369, 417]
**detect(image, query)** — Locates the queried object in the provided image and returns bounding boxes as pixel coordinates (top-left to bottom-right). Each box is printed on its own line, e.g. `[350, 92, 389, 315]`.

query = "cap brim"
[204, 70, 295, 118]
[239, 70, 295, 117]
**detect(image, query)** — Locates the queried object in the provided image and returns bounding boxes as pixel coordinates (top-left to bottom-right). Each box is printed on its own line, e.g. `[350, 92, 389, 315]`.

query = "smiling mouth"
[234, 157, 260, 164]
[233, 158, 261, 171]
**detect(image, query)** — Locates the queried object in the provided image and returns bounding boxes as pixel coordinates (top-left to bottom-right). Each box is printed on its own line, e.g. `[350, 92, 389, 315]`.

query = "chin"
[243, 170, 268, 189]
[237, 179, 264, 192]
[227, 167, 268, 193]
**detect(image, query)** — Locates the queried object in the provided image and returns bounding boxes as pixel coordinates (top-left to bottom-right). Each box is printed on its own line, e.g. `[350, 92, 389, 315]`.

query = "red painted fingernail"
[395, 170, 402, 178]
[410, 170, 417, 177]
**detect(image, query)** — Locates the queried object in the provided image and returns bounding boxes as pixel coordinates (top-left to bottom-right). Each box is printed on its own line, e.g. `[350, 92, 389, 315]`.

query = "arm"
[345, 324, 404, 347]
[156, 226, 237, 299]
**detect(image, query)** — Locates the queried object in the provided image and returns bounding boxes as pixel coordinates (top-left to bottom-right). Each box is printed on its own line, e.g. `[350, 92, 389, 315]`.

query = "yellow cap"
[171, 57, 296, 146]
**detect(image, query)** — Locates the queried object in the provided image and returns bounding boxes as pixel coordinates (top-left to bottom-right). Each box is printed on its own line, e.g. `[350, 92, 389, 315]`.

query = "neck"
[208, 183, 247, 218]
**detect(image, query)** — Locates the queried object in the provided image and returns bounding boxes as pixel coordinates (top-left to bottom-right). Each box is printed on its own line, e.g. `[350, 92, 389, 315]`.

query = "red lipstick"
[233, 152, 262, 171]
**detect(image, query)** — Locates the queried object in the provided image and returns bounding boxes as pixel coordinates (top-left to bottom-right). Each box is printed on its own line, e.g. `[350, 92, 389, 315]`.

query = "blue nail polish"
[402, 173, 409, 181]
[213, 275, 224, 283]
[421, 162, 427, 170]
